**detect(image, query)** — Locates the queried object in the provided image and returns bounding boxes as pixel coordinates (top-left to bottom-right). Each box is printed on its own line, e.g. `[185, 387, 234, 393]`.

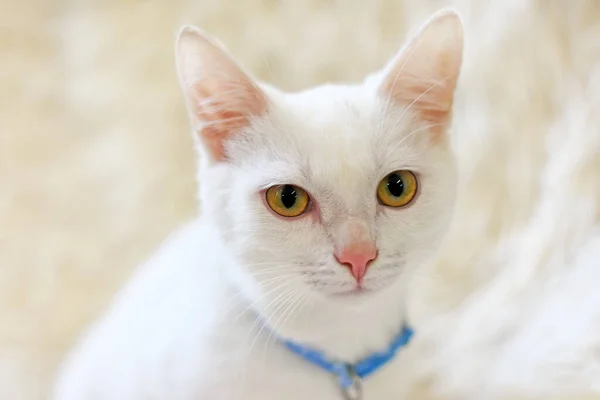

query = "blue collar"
[280, 324, 414, 398]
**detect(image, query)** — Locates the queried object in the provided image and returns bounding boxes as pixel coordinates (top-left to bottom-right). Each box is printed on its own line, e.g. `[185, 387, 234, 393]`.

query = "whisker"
[246, 287, 300, 355]
[243, 285, 302, 375]
[221, 269, 301, 315]
[255, 273, 302, 286]
[236, 284, 296, 397]
[397, 77, 446, 125]
[260, 55, 278, 85]
[244, 277, 302, 343]
[276, 289, 308, 336]
[220, 278, 300, 348]
[381, 20, 439, 118]
[243, 260, 293, 267]
[259, 289, 305, 366]
[382, 77, 445, 145]
[247, 266, 303, 276]
[386, 122, 445, 156]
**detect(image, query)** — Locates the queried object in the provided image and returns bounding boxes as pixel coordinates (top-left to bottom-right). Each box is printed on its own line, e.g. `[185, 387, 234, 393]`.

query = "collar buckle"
[339, 364, 362, 400]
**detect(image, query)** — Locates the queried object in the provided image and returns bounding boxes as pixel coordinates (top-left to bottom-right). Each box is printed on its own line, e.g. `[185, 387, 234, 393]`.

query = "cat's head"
[176, 11, 463, 305]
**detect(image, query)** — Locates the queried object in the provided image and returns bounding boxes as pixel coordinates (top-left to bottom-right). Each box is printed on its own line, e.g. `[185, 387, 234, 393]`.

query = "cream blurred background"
[2, 0, 600, 399]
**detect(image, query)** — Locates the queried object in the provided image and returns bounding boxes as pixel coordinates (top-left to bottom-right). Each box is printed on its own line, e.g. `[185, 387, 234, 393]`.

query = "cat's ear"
[175, 26, 268, 162]
[379, 10, 463, 136]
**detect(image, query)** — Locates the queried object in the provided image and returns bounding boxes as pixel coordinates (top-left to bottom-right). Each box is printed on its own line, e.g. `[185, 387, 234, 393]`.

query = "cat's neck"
[272, 281, 408, 362]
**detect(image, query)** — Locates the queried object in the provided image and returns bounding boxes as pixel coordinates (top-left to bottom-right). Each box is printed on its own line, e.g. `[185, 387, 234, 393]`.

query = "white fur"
[387, 2, 600, 399]
[394, 69, 600, 400]
[53, 11, 462, 400]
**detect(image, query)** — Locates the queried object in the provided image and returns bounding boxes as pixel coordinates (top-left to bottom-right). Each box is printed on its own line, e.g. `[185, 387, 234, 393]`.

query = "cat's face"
[204, 87, 457, 300]
[176, 11, 463, 304]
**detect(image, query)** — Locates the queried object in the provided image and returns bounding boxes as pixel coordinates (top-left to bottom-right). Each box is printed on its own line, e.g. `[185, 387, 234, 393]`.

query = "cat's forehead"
[247, 84, 424, 208]
[273, 85, 418, 166]
[274, 86, 377, 174]
[291, 88, 376, 152]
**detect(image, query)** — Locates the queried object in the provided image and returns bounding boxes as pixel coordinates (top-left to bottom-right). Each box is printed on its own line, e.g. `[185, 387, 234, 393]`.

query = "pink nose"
[334, 242, 378, 282]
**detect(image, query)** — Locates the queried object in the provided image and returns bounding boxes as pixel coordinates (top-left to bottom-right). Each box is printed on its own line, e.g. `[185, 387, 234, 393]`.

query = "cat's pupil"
[387, 174, 404, 197]
[280, 185, 297, 208]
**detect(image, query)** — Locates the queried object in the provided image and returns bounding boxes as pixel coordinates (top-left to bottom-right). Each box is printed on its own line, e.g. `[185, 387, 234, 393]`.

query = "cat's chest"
[190, 296, 411, 399]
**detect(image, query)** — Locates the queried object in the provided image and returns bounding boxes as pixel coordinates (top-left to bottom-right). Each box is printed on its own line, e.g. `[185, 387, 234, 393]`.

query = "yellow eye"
[377, 170, 418, 207]
[265, 185, 310, 217]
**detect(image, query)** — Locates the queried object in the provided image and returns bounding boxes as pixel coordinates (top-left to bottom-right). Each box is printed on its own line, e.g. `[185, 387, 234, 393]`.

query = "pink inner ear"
[190, 80, 267, 161]
[403, 78, 454, 130]
[383, 69, 458, 139]
[379, 13, 463, 140]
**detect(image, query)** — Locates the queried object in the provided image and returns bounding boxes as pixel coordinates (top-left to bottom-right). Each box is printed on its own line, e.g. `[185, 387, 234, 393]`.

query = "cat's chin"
[330, 287, 372, 298]
[320, 281, 395, 301]
[313, 272, 409, 305]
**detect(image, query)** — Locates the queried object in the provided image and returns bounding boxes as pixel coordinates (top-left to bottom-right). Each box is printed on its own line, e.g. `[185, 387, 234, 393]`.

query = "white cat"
[53, 10, 463, 400]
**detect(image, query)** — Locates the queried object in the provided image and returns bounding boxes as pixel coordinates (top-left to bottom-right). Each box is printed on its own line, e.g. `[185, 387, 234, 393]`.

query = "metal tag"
[340, 365, 362, 400]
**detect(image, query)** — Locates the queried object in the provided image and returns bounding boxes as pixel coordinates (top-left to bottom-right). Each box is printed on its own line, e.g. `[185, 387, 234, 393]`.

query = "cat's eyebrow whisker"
[397, 76, 446, 122]
[379, 74, 449, 151]
[386, 122, 445, 156]
[382, 20, 439, 118]
[382, 77, 446, 143]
